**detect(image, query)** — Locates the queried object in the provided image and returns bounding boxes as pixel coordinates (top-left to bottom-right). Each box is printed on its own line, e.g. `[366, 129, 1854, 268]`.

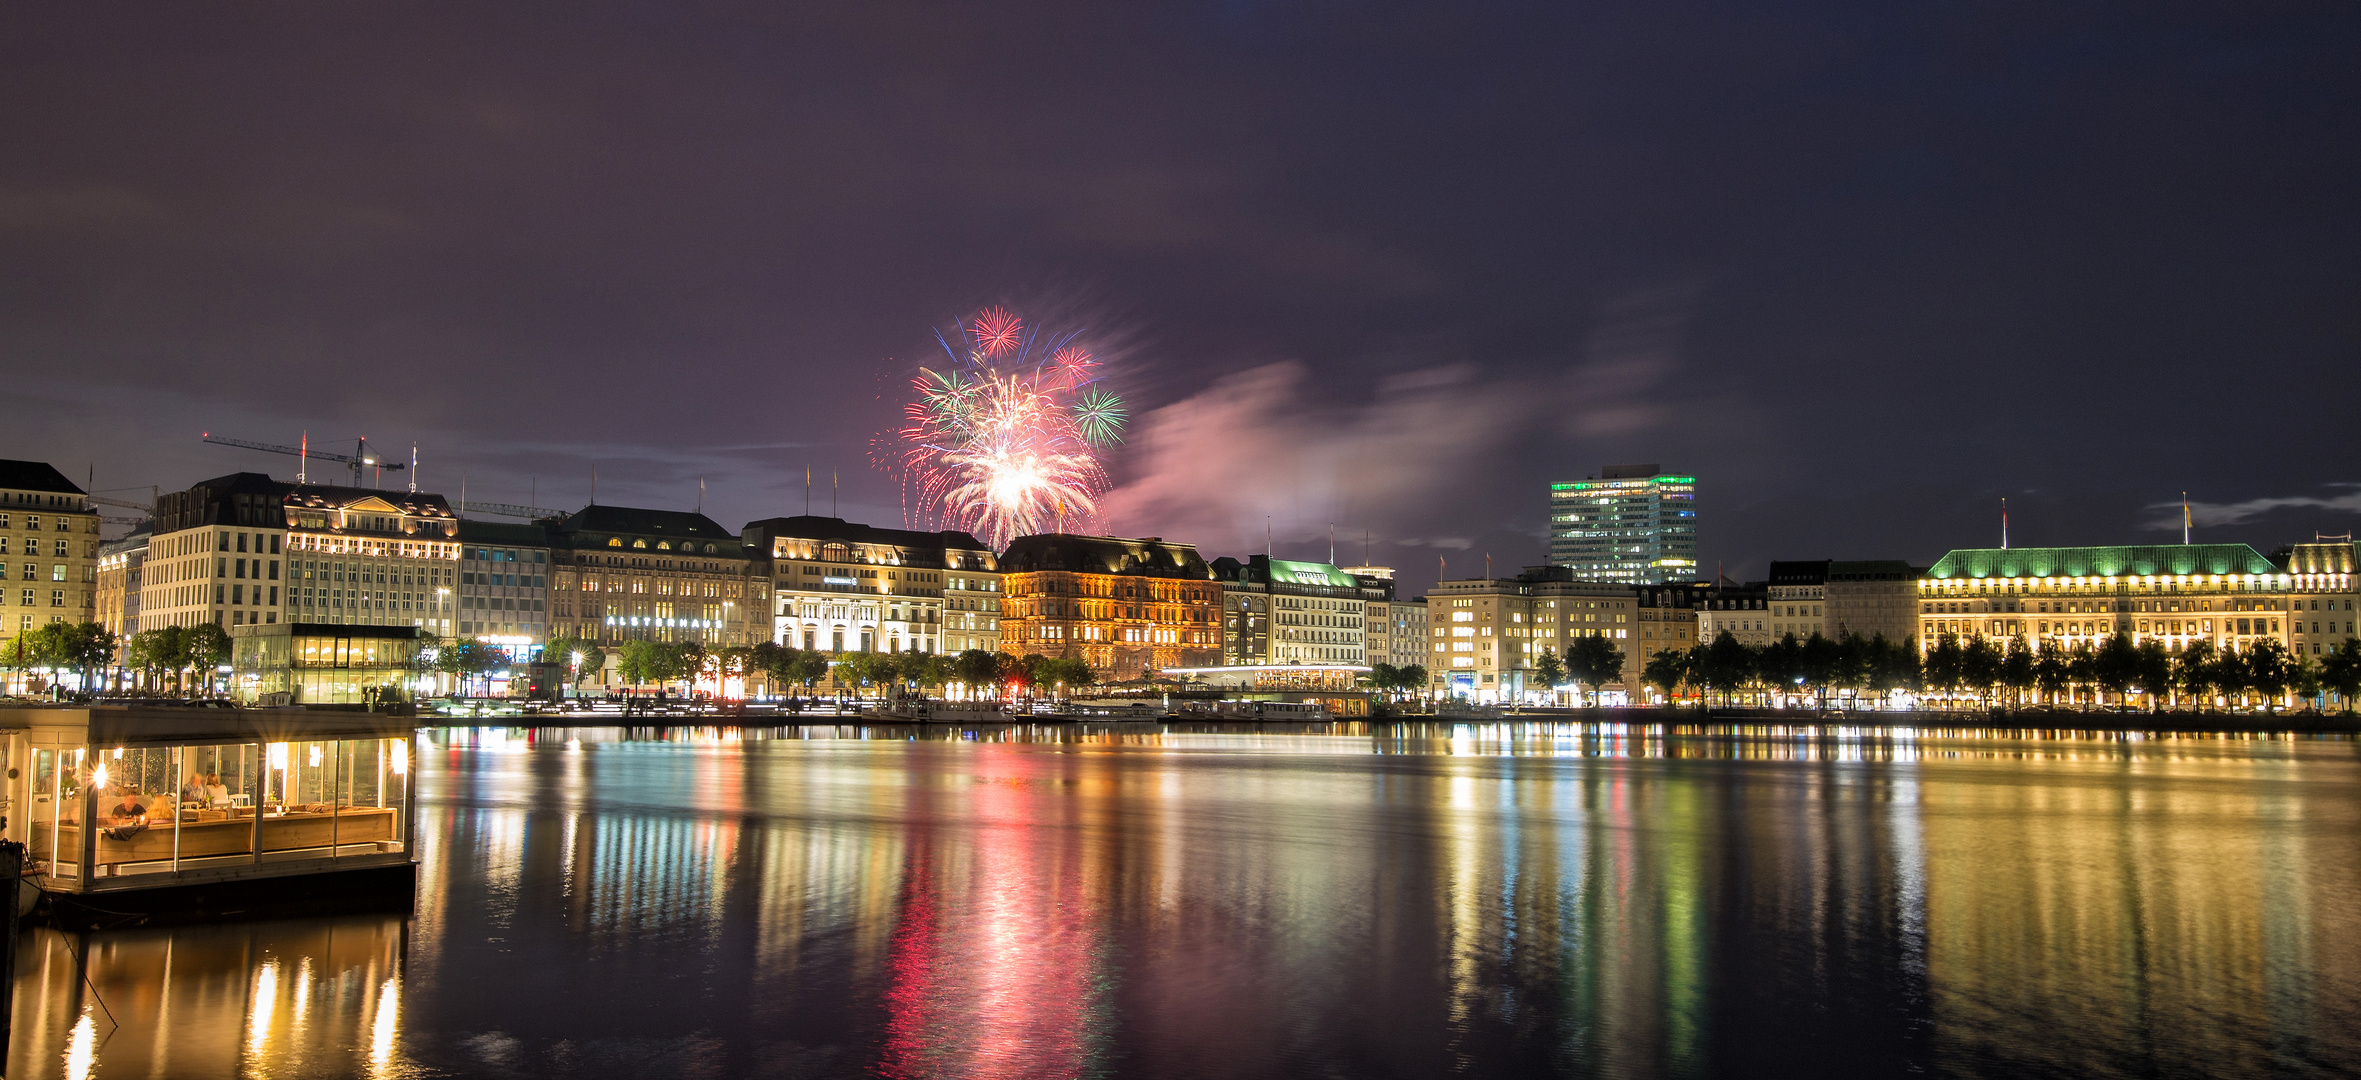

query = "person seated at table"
[180, 771, 208, 806]
[203, 773, 230, 809]
[104, 788, 150, 840]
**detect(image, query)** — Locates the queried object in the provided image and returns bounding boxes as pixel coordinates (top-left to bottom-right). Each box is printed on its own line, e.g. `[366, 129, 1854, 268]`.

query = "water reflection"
[9, 916, 406, 1080]
[7, 723, 2358, 1078]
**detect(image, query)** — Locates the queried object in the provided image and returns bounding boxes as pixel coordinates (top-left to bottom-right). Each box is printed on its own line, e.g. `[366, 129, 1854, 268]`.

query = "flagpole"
[2183, 492, 2191, 545]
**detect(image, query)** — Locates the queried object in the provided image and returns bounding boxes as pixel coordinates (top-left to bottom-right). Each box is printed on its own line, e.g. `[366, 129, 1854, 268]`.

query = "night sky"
[6, 3, 2356, 597]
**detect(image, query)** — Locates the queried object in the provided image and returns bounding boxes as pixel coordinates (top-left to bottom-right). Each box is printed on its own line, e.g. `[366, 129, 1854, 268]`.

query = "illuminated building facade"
[457, 520, 553, 653]
[1548, 464, 1697, 584]
[1212, 555, 1388, 667]
[1762, 559, 1919, 644]
[1826, 560, 1921, 644]
[144, 473, 459, 634]
[740, 515, 996, 655]
[1634, 583, 1709, 660]
[1916, 542, 2359, 656]
[1425, 566, 1639, 702]
[1364, 596, 1429, 670]
[96, 522, 150, 645]
[1694, 584, 1769, 647]
[0, 460, 99, 647]
[550, 505, 763, 647]
[997, 534, 1221, 679]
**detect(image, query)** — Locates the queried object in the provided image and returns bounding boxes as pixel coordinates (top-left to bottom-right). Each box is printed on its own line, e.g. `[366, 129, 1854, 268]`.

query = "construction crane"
[459, 501, 568, 521]
[89, 495, 153, 514]
[202, 433, 406, 487]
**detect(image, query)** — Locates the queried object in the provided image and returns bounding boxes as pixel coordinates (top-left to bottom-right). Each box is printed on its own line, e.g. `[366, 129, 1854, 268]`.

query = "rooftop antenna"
[591, 467, 598, 505]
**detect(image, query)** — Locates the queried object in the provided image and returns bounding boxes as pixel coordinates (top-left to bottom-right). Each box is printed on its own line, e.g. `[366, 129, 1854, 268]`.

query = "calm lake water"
[9, 723, 2360, 1079]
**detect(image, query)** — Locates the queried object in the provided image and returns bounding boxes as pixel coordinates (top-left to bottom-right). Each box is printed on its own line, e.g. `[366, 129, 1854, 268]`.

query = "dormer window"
[632, 539, 648, 549]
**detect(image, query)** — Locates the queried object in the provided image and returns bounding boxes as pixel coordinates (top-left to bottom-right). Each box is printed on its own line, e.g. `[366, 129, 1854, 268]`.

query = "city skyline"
[7, 5, 2358, 604]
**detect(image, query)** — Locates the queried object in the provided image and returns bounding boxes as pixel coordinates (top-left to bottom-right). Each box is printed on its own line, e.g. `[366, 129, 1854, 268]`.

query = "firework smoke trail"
[878, 307, 1126, 547]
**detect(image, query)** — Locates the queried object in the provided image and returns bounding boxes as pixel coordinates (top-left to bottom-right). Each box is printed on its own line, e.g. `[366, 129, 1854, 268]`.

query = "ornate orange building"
[997, 534, 1222, 680]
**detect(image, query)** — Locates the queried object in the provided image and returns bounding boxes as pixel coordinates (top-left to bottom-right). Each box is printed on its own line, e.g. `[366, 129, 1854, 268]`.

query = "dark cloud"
[4, 2, 2357, 596]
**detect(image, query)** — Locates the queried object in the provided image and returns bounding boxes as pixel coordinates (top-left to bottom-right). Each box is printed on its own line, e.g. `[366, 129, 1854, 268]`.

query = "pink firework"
[878, 307, 1127, 548]
[969, 306, 1022, 358]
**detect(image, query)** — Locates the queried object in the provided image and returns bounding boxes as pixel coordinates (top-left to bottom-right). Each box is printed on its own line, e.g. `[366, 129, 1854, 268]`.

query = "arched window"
[607, 538, 622, 547]
[632, 539, 648, 549]
[657, 541, 672, 550]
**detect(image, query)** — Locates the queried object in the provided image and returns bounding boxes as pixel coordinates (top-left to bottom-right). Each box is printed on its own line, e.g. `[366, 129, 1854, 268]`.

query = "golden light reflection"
[245, 959, 279, 1059]
[368, 976, 400, 1077]
[63, 1008, 96, 1080]
[8, 919, 408, 1080]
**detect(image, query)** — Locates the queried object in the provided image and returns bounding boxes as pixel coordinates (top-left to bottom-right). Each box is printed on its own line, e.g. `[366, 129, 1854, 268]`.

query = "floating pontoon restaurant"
[3, 707, 416, 910]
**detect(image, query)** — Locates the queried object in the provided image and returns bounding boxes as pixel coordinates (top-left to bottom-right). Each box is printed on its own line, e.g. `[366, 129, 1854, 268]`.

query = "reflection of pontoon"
[2, 706, 417, 925]
[1171, 700, 1334, 721]
[865, 701, 1019, 724]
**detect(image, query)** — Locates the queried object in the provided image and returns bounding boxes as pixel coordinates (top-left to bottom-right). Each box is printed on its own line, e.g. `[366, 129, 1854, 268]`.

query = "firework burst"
[879, 307, 1125, 547]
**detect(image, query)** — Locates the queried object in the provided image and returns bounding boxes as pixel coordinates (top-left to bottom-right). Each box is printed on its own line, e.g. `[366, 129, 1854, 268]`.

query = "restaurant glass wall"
[39, 736, 408, 880]
[259, 737, 408, 860]
[27, 747, 72, 881]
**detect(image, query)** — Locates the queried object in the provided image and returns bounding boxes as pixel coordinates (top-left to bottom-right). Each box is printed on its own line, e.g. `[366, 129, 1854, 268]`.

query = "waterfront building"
[1759, 559, 1920, 645]
[1694, 583, 1770, 646]
[1826, 560, 1922, 644]
[144, 473, 458, 635]
[0, 460, 100, 647]
[548, 505, 763, 648]
[96, 521, 151, 646]
[997, 534, 1222, 679]
[1765, 561, 1831, 640]
[740, 515, 996, 655]
[1425, 566, 1639, 702]
[1364, 597, 1429, 670]
[456, 520, 554, 656]
[1918, 542, 2358, 656]
[230, 621, 429, 704]
[1547, 464, 1697, 584]
[1633, 583, 1711, 658]
[1212, 555, 1388, 667]
[2281, 540, 2360, 657]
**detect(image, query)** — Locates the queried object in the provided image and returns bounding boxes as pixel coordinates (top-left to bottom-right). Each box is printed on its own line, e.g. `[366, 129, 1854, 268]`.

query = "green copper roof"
[1264, 558, 1362, 587]
[1924, 544, 2280, 580]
